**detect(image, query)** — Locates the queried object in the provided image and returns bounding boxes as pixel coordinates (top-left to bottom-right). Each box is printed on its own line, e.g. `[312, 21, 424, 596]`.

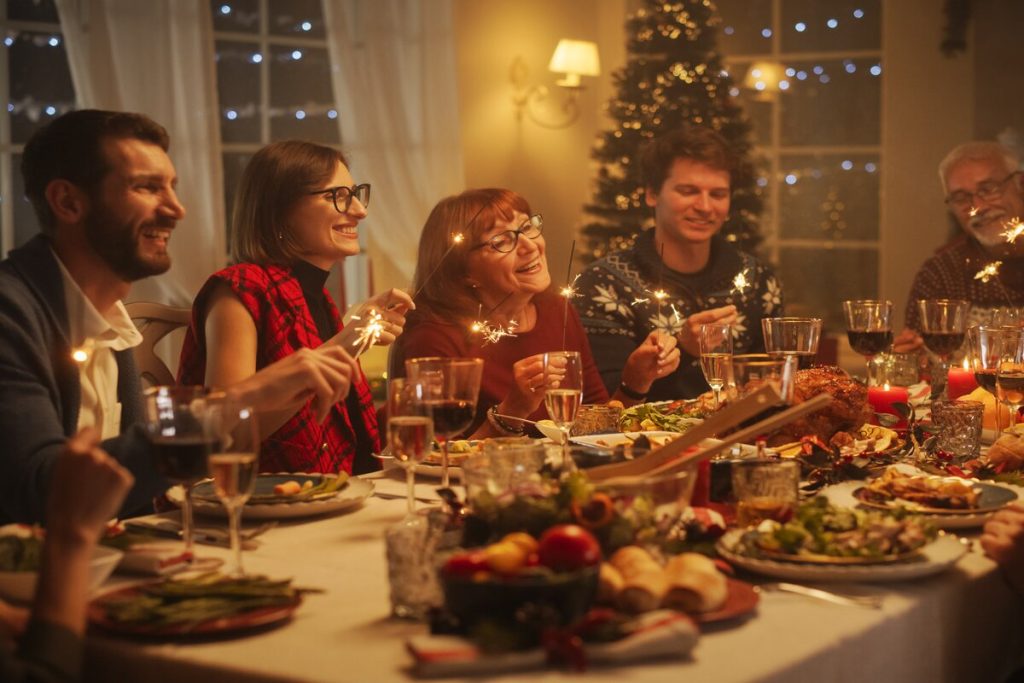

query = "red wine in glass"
[426, 399, 475, 437]
[847, 330, 893, 357]
[922, 332, 966, 357]
[975, 369, 998, 395]
[150, 435, 219, 482]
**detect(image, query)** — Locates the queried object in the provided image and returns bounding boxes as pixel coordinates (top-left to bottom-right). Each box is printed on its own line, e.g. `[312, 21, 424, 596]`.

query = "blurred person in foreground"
[982, 503, 1024, 597]
[389, 188, 678, 437]
[0, 428, 133, 683]
[895, 142, 1024, 353]
[0, 109, 361, 525]
[178, 141, 413, 475]
[574, 126, 783, 402]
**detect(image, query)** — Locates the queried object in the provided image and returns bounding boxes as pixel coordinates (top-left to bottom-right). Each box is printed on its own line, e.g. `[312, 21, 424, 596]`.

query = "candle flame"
[883, 382, 891, 391]
[962, 357, 970, 370]
[974, 261, 1002, 283]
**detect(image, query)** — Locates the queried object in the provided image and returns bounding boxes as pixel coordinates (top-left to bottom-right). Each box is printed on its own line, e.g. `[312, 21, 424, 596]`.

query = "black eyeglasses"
[308, 183, 371, 213]
[945, 173, 1017, 209]
[471, 214, 543, 253]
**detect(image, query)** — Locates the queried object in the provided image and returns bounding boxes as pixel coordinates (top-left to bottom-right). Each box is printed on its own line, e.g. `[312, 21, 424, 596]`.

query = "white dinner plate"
[168, 477, 374, 520]
[716, 530, 966, 582]
[570, 431, 681, 449]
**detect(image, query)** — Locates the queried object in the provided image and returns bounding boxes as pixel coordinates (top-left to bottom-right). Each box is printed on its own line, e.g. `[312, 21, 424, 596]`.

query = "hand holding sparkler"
[503, 353, 556, 415]
[677, 304, 738, 357]
[619, 331, 681, 402]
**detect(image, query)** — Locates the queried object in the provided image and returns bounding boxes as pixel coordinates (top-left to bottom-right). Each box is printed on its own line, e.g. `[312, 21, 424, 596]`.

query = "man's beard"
[966, 208, 1010, 248]
[83, 203, 172, 282]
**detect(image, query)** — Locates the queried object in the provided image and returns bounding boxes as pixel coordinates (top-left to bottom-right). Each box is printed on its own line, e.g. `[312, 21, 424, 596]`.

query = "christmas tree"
[580, 0, 762, 262]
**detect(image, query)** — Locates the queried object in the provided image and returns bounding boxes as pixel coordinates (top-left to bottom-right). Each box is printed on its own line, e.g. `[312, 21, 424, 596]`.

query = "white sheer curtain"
[322, 0, 464, 294]
[55, 0, 225, 305]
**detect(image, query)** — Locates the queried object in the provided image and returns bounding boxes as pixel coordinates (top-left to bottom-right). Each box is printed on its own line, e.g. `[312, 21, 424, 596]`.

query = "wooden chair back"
[125, 301, 191, 387]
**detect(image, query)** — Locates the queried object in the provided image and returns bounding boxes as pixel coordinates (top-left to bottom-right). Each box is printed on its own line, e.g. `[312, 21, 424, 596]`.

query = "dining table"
[83, 466, 1024, 683]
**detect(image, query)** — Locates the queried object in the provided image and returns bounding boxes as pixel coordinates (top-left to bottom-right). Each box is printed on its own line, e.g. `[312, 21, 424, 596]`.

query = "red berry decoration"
[536, 524, 602, 571]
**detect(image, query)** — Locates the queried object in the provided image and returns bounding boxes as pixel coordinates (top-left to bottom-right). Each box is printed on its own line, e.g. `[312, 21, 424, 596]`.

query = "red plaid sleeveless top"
[177, 263, 379, 474]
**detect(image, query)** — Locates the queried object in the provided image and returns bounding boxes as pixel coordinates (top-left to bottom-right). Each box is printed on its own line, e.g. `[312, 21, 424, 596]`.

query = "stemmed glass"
[386, 378, 434, 518]
[699, 322, 733, 408]
[968, 326, 1022, 438]
[143, 386, 218, 557]
[405, 357, 483, 488]
[917, 299, 970, 398]
[761, 317, 822, 370]
[842, 300, 893, 386]
[542, 350, 583, 471]
[204, 397, 259, 577]
[996, 329, 1024, 433]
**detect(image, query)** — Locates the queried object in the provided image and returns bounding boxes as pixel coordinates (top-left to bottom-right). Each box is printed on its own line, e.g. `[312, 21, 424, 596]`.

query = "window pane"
[7, 0, 59, 23]
[778, 246, 878, 330]
[715, 0, 772, 55]
[216, 40, 261, 143]
[222, 152, 252, 242]
[781, 0, 881, 53]
[9, 30, 75, 143]
[12, 153, 39, 249]
[269, 0, 325, 39]
[269, 45, 339, 143]
[780, 57, 880, 146]
[730, 83, 772, 147]
[778, 153, 879, 241]
[210, 0, 259, 34]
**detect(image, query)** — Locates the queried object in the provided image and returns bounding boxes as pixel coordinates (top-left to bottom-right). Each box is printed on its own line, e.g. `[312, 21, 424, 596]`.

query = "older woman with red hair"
[390, 188, 679, 438]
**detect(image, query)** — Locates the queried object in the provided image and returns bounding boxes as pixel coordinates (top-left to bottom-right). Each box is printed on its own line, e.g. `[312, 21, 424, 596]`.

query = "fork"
[760, 582, 883, 609]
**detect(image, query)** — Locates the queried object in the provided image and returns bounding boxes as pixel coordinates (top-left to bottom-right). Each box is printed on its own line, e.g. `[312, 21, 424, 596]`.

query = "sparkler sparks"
[560, 273, 582, 300]
[1002, 217, 1024, 244]
[670, 303, 682, 324]
[975, 261, 1003, 283]
[732, 269, 750, 293]
[631, 296, 650, 305]
[969, 206, 979, 217]
[349, 309, 385, 358]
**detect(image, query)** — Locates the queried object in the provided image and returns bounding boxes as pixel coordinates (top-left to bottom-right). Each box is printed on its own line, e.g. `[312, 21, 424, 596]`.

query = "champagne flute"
[405, 357, 483, 488]
[762, 317, 822, 370]
[698, 322, 733, 408]
[143, 386, 218, 557]
[842, 300, 893, 386]
[917, 299, 970, 398]
[205, 397, 259, 577]
[542, 350, 583, 471]
[386, 378, 434, 519]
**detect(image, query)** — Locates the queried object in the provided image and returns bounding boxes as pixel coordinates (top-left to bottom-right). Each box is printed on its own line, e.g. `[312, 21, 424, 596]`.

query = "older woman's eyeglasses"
[471, 214, 543, 253]
[308, 183, 371, 213]
[945, 173, 1017, 209]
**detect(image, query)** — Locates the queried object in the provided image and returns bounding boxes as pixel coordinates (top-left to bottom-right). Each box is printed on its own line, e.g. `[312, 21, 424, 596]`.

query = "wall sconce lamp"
[743, 60, 786, 101]
[511, 38, 601, 129]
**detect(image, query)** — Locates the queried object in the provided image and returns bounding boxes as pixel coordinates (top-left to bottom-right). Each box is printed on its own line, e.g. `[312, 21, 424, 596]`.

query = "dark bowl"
[440, 565, 599, 632]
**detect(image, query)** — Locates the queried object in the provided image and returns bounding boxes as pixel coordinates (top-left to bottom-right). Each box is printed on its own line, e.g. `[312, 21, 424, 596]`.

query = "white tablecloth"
[83, 470, 1024, 683]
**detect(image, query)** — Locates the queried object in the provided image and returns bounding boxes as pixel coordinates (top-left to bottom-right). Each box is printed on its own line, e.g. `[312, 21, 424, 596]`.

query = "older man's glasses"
[945, 173, 1017, 209]
[308, 183, 371, 214]
[471, 214, 543, 253]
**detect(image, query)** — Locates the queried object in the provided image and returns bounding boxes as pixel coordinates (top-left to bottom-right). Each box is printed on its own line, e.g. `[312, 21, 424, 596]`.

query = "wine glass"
[143, 385, 218, 557]
[405, 357, 483, 488]
[761, 317, 822, 370]
[698, 322, 733, 408]
[917, 299, 970, 398]
[204, 397, 259, 577]
[386, 378, 434, 519]
[968, 326, 1020, 438]
[542, 350, 583, 471]
[842, 300, 893, 386]
[996, 328, 1024, 433]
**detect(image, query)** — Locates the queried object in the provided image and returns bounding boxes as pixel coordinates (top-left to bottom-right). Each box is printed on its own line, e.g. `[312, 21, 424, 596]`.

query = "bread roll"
[988, 428, 1024, 471]
[597, 562, 624, 604]
[662, 552, 728, 613]
[609, 546, 667, 613]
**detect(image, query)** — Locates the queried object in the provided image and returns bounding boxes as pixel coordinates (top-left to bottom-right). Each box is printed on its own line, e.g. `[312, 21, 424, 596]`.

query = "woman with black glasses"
[389, 188, 678, 438]
[178, 140, 413, 474]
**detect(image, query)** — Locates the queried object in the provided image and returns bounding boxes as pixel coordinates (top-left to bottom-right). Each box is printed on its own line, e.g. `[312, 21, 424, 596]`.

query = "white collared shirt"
[53, 250, 143, 439]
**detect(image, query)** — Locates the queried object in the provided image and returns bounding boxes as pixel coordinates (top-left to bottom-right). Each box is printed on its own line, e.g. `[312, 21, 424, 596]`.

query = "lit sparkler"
[561, 240, 578, 350]
[732, 269, 750, 294]
[1002, 217, 1024, 244]
[670, 303, 682, 324]
[412, 231, 465, 300]
[631, 296, 650, 305]
[469, 291, 519, 346]
[969, 206, 979, 217]
[975, 261, 1003, 283]
[349, 309, 385, 358]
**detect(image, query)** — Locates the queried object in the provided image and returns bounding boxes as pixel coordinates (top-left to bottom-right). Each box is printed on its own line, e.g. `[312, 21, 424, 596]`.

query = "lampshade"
[548, 39, 600, 88]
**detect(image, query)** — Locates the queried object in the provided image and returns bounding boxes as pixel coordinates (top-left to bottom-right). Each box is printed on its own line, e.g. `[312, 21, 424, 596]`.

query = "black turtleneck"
[292, 260, 378, 474]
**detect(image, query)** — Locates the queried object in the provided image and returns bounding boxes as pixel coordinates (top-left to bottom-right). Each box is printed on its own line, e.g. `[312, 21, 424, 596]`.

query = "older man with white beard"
[894, 142, 1024, 351]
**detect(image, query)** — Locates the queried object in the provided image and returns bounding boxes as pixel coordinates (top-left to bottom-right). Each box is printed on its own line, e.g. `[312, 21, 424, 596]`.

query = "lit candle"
[947, 362, 979, 401]
[867, 383, 910, 428]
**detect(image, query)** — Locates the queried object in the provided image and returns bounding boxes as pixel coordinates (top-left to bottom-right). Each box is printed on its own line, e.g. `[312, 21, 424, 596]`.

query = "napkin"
[116, 541, 195, 576]
[406, 610, 699, 678]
